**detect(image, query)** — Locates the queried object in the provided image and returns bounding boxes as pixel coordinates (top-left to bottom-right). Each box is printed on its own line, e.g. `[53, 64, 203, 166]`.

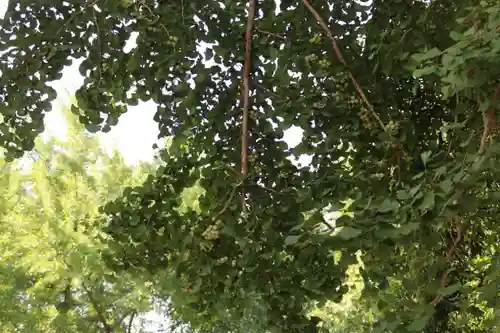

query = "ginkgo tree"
[1, 0, 500, 332]
[0, 105, 155, 333]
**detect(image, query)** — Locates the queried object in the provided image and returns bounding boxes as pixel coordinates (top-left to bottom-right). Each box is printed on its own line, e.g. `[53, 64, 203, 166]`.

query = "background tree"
[0, 104, 154, 332]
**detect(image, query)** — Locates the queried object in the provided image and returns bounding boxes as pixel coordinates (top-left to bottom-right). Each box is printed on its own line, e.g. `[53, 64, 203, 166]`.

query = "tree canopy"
[1, 0, 499, 332]
[0, 105, 158, 332]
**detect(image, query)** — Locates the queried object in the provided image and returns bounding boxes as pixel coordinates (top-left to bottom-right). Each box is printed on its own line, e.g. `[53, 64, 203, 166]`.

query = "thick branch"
[241, 0, 257, 213]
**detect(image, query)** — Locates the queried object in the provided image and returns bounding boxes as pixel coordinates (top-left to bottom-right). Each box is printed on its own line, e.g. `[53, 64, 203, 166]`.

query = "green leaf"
[284, 235, 301, 246]
[378, 199, 398, 213]
[396, 190, 410, 200]
[407, 315, 430, 331]
[419, 191, 435, 211]
[419, 47, 442, 61]
[398, 223, 420, 235]
[450, 31, 463, 41]
[439, 179, 453, 194]
[334, 227, 362, 240]
[439, 282, 461, 296]
[421, 151, 432, 167]
[269, 46, 278, 60]
[413, 66, 437, 77]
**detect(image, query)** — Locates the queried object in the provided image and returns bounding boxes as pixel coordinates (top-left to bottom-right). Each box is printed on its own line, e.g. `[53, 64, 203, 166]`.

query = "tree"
[1, 0, 499, 332]
[0, 104, 154, 332]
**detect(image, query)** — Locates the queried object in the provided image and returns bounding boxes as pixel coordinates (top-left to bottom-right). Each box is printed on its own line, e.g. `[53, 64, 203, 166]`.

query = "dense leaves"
[1, 0, 499, 332]
[0, 107, 154, 332]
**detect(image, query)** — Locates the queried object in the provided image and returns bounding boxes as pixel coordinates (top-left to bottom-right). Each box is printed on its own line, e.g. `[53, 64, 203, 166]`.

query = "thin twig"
[91, 7, 103, 86]
[255, 26, 286, 40]
[241, 0, 257, 214]
[127, 312, 136, 333]
[212, 185, 239, 222]
[181, 0, 185, 24]
[479, 84, 500, 154]
[430, 221, 466, 306]
[255, 184, 277, 193]
[322, 220, 335, 231]
[55, 9, 82, 36]
[82, 282, 113, 333]
[399, 28, 412, 43]
[139, 3, 168, 35]
[111, 310, 134, 332]
[301, 0, 386, 132]
[254, 82, 280, 98]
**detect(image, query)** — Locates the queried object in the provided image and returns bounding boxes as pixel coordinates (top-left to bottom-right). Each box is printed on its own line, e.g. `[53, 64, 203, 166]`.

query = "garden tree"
[0, 106, 156, 332]
[1, 0, 500, 332]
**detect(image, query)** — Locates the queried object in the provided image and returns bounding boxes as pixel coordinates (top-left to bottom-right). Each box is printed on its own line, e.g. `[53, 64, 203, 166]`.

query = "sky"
[42, 60, 163, 165]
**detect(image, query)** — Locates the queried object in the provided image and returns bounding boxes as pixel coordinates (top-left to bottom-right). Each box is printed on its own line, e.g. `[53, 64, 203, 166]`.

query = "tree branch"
[111, 310, 135, 332]
[127, 312, 136, 333]
[212, 184, 239, 222]
[82, 282, 113, 333]
[430, 84, 500, 306]
[241, 0, 257, 214]
[301, 0, 386, 132]
[322, 220, 335, 231]
[479, 83, 500, 154]
[255, 26, 286, 40]
[430, 220, 466, 306]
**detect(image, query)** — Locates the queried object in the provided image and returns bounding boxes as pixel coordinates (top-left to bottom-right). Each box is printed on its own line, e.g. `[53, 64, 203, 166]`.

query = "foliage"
[0, 105, 154, 332]
[1, 0, 500, 332]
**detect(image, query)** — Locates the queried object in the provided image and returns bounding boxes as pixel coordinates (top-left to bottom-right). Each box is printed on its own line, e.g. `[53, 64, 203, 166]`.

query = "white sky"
[43, 60, 163, 165]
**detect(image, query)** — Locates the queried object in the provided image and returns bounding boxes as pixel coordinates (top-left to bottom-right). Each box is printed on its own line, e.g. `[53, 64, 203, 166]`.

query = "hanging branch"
[430, 220, 466, 306]
[301, 0, 386, 132]
[479, 84, 500, 154]
[241, 0, 257, 214]
[431, 83, 500, 306]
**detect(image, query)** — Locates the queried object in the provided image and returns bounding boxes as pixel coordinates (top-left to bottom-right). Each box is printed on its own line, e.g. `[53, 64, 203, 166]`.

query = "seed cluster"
[386, 120, 400, 136]
[166, 35, 179, 47]
[309, 34, 322, 44]
[202, 220, 222, 241]
[357, 106, 375, 129]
